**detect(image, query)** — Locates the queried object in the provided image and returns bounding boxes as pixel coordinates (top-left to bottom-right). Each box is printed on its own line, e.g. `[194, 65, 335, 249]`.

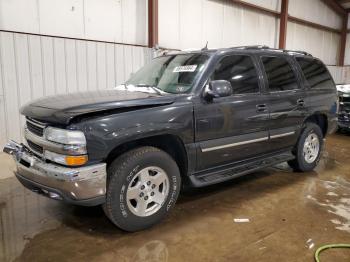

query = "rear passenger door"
[259, 55, 307, 152]
[295, 57, 338, 117]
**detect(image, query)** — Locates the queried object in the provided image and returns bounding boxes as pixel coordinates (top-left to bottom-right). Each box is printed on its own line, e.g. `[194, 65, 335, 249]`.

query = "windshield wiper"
[135, 84, 168, 95]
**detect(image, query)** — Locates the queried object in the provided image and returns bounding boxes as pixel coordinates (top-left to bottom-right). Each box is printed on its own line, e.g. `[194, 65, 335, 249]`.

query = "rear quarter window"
[296, 57, 335, 90]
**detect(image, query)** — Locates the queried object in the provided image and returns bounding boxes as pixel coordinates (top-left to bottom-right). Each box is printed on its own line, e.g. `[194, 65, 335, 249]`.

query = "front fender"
[78, 102, 194, 163]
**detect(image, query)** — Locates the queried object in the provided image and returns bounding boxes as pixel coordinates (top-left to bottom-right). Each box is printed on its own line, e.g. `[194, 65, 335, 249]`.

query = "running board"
[189, 151, 295, 187]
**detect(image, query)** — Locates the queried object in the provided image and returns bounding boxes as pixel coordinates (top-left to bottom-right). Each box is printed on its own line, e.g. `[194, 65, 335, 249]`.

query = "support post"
[148, 0, 158, 48]
[339, 13, 348, 66]
[279, 0, 289, 49]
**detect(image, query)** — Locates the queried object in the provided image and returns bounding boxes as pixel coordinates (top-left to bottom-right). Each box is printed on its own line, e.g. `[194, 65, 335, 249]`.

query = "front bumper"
[3, 140, 106, 206]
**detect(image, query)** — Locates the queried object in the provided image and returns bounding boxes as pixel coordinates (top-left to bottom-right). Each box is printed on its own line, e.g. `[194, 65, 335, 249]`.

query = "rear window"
[261, 56, 299, 92]
[296, 57, 334, 90]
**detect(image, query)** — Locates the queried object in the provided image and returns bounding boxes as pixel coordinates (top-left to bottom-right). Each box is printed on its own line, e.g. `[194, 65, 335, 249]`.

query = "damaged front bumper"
[3, 140, 106, 206]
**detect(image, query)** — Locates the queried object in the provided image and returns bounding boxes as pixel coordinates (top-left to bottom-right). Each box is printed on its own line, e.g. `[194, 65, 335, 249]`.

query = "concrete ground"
[0, 132, 350, 262]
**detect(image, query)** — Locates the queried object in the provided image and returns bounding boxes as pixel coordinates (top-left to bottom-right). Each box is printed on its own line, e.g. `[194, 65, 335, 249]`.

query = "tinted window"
[262, 56, 299, 92]
[212, 55, 259, 94]
[296, 57, 334, 90]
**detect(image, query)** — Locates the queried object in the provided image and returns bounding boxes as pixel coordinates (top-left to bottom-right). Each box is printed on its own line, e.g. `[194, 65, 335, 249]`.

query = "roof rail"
[234, 45, 270, 50]
[284, 50, 313, 56]
[232, 45, 312, 56]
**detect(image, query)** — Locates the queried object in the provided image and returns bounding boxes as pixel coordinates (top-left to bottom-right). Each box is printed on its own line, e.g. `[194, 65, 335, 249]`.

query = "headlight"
[44, 127, 88, 165]
[45, 127, 86, 145]
[45, 151, 88, 166]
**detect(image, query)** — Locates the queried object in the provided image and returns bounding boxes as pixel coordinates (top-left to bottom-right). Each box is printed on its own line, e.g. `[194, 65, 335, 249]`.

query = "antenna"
[202, 41, 208, 51]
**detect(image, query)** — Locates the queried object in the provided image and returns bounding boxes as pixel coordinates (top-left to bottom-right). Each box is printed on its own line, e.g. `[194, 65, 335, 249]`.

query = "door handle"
[297, 99, 305, 107]
[256, 104, 267, 112]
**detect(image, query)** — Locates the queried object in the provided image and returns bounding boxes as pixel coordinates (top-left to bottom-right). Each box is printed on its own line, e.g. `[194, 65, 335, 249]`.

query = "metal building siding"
[159, 0, 279, 50]
[242, 0, 281, 12]
[286, 21, 340, 65]
[327, 66, 350, 84]
[0, 31, 152, 147]
[0, 0, 148, 46]
[345, 33, 350, 66]
[158, 0, 346, 67]
[288, 0, 342, 29]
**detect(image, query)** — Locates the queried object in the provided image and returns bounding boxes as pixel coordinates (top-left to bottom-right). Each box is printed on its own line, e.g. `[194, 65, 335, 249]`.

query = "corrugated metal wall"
[328, 66, 350, 84]
[159, 0, 280, 50]
[286, 22, 340, 65]
[0, 0, 148, 46]
[287, 0, 341, 66]
[158, 0, 346, 67]
[0, 31, 153, 147]
[346, 30, 350, 66]
[288, 0, 342, 29]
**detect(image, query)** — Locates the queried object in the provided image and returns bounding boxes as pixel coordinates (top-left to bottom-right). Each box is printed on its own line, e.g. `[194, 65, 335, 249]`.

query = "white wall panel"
[0, 33, 21, 143]
[84, 0, 122, 44]
[96, 43, 107, 90]
[159, 0, 279, 50]
[179, 0, 204, 49]
[0, 31, 152, 146]
[286, 21, 340, 65]
[0, 0, 39, 33]
[203, 0, 224, 48]
[0, 0, 148, 46]
[121, 0, 148, 46]
[289, 0, 341, 29]
[41, 38, 56, 96]
[53, 38, 68, 94]
[328, 66, 350, 84]
[158, 0, 179, 48]
[242, 0, 281, 11]
[39, 0, 85, 38]
[345, 33, 350, 66]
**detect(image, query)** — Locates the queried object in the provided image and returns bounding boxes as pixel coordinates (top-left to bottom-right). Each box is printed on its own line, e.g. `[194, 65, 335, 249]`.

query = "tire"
[288, 123, 323, 172]
[103, 146, 181, 232]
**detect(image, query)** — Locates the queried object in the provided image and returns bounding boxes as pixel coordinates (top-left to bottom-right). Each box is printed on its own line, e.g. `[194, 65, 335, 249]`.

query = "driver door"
[194, 53, 270, 171]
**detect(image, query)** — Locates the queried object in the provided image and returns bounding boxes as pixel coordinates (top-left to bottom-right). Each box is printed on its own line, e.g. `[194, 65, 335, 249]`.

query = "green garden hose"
[314, 244, 350, 262]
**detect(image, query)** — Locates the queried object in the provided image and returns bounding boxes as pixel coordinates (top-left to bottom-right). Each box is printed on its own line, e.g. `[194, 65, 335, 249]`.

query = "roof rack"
[232, 45, 312, 56]
[234, 45, 270, 50]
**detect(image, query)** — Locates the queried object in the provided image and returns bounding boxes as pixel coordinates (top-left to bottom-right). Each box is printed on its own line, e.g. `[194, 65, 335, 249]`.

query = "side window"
[212, 55, 260, 94]
[296, 57, 334, 90]
[261, 56, 299, 92]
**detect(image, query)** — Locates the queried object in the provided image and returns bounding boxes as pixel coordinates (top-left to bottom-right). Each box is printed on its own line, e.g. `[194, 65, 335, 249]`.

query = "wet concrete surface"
[1, 132, 350, 262]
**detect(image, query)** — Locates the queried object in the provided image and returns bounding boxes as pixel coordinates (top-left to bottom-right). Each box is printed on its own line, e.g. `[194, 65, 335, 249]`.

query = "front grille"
[27, 140, 44, 155]
[26, 119, 45, 137]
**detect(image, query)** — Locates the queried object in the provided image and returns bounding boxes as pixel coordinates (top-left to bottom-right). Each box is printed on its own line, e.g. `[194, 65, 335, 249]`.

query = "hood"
[21, 89, 175, 125]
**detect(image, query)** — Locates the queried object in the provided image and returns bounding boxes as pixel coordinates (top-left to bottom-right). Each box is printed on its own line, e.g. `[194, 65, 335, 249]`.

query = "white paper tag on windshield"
[173, 65, 197, 72]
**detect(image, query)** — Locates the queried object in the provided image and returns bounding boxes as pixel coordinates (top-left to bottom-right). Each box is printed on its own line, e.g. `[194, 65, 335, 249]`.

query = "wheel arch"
[105, 134, 188, 179]
[303, 113, 328, 137]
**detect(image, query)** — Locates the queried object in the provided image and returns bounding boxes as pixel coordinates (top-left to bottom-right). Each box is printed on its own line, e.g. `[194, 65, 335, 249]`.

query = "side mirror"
[205, 80, 233, 100]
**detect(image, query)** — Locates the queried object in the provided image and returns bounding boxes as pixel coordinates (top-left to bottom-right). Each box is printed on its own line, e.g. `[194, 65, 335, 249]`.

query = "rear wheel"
[103, 146, 181, 232]
[288, 123, 323, 172]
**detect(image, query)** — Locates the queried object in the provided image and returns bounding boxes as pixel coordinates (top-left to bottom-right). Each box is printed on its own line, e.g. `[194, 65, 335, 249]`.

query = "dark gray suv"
[4, 45, 338, 231]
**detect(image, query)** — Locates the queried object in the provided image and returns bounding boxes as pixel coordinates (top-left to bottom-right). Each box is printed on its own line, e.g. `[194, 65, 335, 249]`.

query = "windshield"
[125, 53, 209, 94]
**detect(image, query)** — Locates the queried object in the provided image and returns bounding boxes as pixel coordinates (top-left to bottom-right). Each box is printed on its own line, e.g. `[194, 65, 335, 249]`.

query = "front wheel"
[103, 146, 181, 232]
[288, 123, 323, 172]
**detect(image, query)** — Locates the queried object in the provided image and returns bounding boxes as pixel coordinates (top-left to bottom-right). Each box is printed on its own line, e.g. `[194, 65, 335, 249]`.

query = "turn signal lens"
[65, 155, 88, 166]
